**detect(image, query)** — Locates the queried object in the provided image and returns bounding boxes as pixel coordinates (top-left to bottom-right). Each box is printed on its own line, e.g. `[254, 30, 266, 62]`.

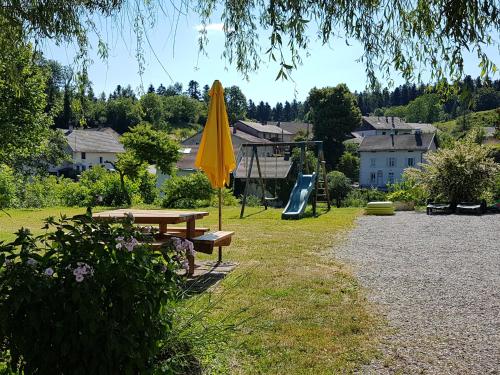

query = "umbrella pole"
[218, 188, 222, 263]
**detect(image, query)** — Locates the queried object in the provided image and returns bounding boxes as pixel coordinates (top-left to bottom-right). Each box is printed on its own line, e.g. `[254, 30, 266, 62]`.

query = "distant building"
[50, 127, 124, 176]
[352, 116, 436, 138]
[358, 131, 437, 189]
[233, 120, 294, 142]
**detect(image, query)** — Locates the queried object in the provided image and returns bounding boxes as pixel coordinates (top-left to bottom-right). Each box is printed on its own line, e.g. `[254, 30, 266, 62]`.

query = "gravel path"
[334, 211, 500, 374]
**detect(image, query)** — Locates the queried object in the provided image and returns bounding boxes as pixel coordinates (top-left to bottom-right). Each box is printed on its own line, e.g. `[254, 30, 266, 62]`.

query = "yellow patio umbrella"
[195, 80, 236, 261]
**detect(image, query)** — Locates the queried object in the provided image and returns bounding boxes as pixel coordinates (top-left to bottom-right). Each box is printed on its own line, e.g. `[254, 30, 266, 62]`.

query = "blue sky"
[42, 10, 499, 104]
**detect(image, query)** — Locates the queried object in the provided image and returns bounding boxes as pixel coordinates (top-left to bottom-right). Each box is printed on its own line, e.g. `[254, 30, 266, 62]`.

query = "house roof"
[361, 116, 436, 133]
[230, 127, 272, 143]
[181, 127, 271, 146]
[359, 133, 435, 151]
[406, 122, 437, 133]
[362, 116, 412, 130]
[176, 145, 241, 170]
[176, 145, 200, 170]
[237, 120, 292, 135]
[273, 121, 312, 135]
[62, 128, 125, 153]
[234, 156, 293, 179]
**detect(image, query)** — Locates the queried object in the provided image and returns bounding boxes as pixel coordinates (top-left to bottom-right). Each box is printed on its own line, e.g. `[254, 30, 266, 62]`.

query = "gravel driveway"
[334, 211, 500, 374]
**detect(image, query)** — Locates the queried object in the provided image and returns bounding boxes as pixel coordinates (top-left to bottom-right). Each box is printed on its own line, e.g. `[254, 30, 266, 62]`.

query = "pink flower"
[181, 260, 189, 271]
[124, 237, 139, 252]
[75, 274, 84, 282]
[27, 258, 37, 266]
[44, 268, 54, 276]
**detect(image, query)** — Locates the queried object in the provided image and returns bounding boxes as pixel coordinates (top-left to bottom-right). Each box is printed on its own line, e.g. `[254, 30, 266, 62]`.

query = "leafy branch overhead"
[2, 0, 498, 86]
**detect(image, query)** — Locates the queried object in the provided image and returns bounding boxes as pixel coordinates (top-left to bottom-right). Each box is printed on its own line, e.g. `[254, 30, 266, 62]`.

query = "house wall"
[50, 151, 120, 174]
[359, 150, 426, 189]
[73, 152, 120, 171]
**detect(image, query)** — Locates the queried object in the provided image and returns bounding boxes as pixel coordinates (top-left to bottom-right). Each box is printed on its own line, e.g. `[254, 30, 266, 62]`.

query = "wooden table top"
[92, 209, 209, 224]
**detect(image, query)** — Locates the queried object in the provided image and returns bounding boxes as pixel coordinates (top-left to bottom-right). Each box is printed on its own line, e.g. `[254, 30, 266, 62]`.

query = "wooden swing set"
[239, 141, 331, 218]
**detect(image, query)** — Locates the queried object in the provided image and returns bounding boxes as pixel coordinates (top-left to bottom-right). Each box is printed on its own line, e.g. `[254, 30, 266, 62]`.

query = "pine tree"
[156, 84, 167, 96]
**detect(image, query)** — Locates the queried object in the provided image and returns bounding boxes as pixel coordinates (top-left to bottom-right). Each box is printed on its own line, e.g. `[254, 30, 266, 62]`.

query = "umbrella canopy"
[195, 80, 236, 188]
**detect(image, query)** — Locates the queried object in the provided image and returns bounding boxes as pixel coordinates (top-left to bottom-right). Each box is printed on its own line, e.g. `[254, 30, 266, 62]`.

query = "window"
[388, 172, 395, 184]
[387, 157, 396, 167]
[370, 158, 376, 167]
[370, 172, 376, 184]
[99, 156, 103, 164]
[407, 157, 414, 167]
[81, 152, 86, 160]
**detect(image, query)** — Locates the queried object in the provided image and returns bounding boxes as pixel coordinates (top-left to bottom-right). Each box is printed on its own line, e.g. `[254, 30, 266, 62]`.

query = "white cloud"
[195, 23, 225, 32]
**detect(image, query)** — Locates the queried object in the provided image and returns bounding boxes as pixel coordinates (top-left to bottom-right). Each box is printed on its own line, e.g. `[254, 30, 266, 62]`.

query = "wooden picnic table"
[92, 209, 209, 237]
[92, 209, 210, 274]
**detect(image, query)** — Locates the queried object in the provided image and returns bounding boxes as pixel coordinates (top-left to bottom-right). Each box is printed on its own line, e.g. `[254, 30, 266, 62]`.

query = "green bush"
[210, 188, 239, 207]
[327, 171, 352, 208]
[386, 171, 428, 205]
[405, 139, 500, 203]
[0, 165, 17, 209]
[79, 166, 140, 206]
[161, 172, 213, 208]
[0, 214, 183, 374]
[343, 188, 386, 207]
[22, 176, 62, 208]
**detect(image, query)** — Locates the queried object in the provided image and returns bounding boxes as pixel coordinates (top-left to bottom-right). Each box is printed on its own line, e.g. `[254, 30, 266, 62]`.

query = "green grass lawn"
[0, 206, 379, 374]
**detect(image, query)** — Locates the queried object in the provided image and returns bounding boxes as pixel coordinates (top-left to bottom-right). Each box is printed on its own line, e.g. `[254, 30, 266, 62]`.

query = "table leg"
[186, 219, 195, 275]
[159, 223, 167, 233]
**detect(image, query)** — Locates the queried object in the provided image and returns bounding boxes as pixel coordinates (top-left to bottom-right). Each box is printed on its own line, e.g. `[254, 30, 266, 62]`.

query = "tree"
[327, 171, 352, 208]
[406, 138, 500, 204]
[224, 86, 247, 124]
[165, 82, 183, 96]
[163, 95, 204, 126]
[121, 122, 180, 175]
[106, 97, 142, 134]
[405, 93, 444, 123]
[186, 80, 201, 100]
[307, 84, 361, 168]
[156, 84, 167, 96]
[473, 87, 500, 111]
[0, 36, 64, 173]
[140, 93, 164, 129]
[272, 102, 283, 121]
[282, 101, 292, 121]
[3, 0, 498, 88]
[247, 99, 257, 120]
[202, 84, 210, 104]
[337, 152, 360, 182]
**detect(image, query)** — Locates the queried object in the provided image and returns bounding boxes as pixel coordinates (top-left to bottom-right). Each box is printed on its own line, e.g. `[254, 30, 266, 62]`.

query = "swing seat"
[264, 197, 278, 201]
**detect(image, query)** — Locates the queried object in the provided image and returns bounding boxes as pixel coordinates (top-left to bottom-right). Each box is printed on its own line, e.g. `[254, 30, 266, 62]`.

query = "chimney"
[277, 121, 281, 127]
[232, 126, 237, 134]
[386, 117, 389, 123]
[390, 129, 395, 147]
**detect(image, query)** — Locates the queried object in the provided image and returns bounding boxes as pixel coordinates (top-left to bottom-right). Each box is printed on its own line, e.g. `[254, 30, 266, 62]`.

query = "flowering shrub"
[0, 213, 184, 374]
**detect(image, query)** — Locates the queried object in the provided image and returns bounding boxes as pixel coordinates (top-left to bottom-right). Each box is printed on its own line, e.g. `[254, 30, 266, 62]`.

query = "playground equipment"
[239, 141, 331, 219]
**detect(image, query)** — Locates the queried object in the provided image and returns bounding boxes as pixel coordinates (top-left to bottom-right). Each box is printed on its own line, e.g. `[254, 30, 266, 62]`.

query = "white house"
[358, 131, 437, 189]
[50, 127, 125, 175]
